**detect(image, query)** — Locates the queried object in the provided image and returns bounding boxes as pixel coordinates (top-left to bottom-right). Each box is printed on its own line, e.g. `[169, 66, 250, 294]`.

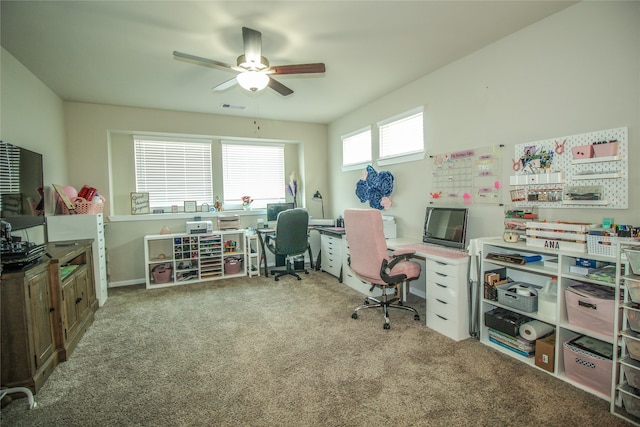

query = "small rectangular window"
[342, 126, 372, 170]
[378, 107, 424, 165]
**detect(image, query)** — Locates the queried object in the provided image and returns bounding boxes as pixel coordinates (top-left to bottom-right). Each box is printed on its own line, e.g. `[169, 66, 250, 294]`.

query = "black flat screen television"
[423, 207, 468, 250]
[266, 202, 294, 222]
[0, 141, 45, 231]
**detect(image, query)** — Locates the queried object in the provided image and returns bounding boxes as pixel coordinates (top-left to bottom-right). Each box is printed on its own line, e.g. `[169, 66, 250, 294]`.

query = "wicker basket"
[61, 195, 105, 215]
[587, 234, 639, 257]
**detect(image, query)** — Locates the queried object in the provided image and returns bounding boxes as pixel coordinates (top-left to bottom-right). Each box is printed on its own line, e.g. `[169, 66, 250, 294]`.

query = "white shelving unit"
[611, 241, 640, 425]
[479, 237, 621, 401]
[144, 230, 248, 289]
[245, 232, 260, 277]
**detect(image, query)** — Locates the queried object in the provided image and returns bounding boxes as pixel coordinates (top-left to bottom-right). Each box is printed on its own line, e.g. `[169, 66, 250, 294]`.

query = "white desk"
[386, 238, 470, 341]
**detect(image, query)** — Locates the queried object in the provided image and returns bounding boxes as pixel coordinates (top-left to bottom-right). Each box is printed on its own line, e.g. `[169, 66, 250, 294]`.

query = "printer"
[186, 220, 213, 234]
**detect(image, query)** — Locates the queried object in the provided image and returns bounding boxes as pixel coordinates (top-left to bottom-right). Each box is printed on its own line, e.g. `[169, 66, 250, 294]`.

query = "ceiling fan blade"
[212, 77, 237, 91]
[173, 51, 235, 70]
[268, 77, 293, 96]
[242, 27, 262, 65]
[270, 63, 326, 75]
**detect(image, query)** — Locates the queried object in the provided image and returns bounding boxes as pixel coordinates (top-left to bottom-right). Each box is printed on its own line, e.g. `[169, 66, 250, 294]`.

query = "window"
[134, 136, 213, 208]
[221, 142, 285, 207]
[377, 107, 424, 165]
[341, 126, 372, 171]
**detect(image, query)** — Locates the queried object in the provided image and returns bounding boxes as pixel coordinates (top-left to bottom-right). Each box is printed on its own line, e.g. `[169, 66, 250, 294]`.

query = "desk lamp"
[312, 191, 324, 218]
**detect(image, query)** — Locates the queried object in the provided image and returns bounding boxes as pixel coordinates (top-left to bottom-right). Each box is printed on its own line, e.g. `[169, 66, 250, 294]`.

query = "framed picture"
[184, 201, 197, 213]
[171, 205, 179, 213]
[201, 203, 209, 212]
[130, 192, 150, 215]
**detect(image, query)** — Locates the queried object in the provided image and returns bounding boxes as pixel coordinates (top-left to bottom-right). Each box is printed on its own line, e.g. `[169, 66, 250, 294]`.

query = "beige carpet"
[0, 270, 630, 426]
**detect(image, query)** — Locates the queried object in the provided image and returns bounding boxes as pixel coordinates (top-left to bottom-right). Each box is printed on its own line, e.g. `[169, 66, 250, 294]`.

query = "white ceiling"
[1, 1, 576, 124]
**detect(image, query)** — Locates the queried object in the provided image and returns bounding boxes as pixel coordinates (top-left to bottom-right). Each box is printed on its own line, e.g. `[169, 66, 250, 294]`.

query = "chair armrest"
[390, 248, 415, 258]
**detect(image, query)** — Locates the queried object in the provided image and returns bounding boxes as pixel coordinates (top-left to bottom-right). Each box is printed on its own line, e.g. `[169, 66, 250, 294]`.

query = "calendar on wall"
[429, 145, 504, 206]
[509, 127, 628, 209]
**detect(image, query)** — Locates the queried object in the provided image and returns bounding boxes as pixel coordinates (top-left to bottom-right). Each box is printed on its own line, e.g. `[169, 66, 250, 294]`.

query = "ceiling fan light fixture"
[236, 71, 269, 92]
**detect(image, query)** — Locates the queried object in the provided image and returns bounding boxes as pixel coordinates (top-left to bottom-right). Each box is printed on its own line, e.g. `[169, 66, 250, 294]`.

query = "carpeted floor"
[0, 270, 630, 426]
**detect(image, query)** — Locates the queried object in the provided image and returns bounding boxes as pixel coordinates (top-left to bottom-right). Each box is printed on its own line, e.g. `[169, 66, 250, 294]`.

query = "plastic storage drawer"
[619, 383, 640, 418]
[621, 357, 640, 389]
[564, 283, 621, 337]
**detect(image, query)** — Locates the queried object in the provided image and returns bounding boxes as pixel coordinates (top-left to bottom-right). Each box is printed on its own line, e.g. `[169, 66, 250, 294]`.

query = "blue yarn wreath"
[355, 165, 394, 210]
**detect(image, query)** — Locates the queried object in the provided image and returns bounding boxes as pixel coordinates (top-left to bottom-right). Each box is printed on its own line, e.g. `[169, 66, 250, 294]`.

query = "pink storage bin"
[563, 339, 613, 397]
[564, 284, 621, 337]
[224, 257, 243, 275]
[571, 145, 593, 159]
[592, 141, 618, 157]
[151, 264, 173, 283]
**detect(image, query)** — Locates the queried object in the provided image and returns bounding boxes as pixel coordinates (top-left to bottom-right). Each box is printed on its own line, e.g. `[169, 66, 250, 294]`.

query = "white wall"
[62, 102, 328, 284]
[327, 1, 640, 242]
[0, 47, 67, 243]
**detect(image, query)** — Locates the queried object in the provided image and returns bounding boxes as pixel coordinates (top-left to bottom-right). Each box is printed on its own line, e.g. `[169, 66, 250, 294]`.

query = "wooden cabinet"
[1, 240, 97, 392]
[47, 240, 98, 362]
[1, 261, 58, 393]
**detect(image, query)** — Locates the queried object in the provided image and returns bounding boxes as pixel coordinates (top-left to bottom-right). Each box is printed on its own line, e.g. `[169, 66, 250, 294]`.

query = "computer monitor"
[266, 202, 294, 222]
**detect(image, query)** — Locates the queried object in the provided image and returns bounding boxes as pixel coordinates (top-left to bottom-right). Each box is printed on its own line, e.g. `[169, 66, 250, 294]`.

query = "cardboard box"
[535, 333, 555, 373]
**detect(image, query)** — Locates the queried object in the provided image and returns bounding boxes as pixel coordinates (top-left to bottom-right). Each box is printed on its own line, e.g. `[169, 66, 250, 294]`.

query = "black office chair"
[265, 208, 311, 281]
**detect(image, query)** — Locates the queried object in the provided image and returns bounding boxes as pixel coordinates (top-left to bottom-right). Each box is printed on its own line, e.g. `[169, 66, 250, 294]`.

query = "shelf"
[571, 155, 621, 164]
[144, 230, 249, 289]
[562, 199, 610, 206]
[572, 172, 622, 180]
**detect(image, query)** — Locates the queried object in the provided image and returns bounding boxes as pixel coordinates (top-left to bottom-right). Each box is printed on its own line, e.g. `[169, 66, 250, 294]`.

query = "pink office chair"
[344, 208, 421, 329]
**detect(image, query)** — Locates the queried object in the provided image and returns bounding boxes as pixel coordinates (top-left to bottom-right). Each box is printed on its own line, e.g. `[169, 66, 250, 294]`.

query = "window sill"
[107, 209, 267, 223]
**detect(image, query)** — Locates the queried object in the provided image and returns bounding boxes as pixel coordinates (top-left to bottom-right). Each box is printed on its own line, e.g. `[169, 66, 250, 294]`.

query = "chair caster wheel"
[297, 277, 301, 280]
[275, 277, 280, 281]
[414, 314, 420, 321]
[364, 300, 370, 305]
[352, 313, 358, 319]
[383, 323, 390, 330]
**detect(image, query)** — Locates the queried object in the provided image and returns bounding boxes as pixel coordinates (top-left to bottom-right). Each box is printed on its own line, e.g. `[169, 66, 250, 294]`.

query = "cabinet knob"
[75, 297, 83, 304]
[49, 307, 55, 313]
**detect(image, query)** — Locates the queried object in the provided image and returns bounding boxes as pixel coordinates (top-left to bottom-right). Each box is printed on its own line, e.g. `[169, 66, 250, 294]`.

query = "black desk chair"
[265, 208, 311, 281]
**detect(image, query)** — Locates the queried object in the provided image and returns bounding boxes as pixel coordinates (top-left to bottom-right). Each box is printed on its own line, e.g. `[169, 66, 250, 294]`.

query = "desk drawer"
[426, 269, 458, 290]
[426, 259, 459, 277]
[427, 291, 458, 317]
[426, 309, 461, 335]
[427, 280, 457, 305]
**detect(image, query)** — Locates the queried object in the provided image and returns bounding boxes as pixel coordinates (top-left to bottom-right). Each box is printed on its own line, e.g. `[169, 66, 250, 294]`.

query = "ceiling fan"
[173, 27, 325, 96]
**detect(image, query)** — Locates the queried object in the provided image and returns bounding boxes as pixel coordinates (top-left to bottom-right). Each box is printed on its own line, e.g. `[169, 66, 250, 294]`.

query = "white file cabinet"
[425, 257, 469, 341]
[320, 232, 343, 278]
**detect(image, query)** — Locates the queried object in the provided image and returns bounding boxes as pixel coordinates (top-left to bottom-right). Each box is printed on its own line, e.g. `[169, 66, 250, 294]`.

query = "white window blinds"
[221, 142, 285, 206]
[342, 126, 372, 167]
[134, 137, 213, 208]
[378, 107, 424, 161]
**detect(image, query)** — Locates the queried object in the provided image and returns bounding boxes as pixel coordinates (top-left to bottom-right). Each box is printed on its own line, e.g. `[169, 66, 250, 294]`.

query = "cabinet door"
[61, 278, 81, 342]
[27, 269, 57, 370]
[74, 268, 91, 320]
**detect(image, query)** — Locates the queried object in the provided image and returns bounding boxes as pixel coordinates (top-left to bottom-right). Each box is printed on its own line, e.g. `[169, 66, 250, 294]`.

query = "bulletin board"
[510, 127, 628, 209]
[429, 145, 504, 206]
